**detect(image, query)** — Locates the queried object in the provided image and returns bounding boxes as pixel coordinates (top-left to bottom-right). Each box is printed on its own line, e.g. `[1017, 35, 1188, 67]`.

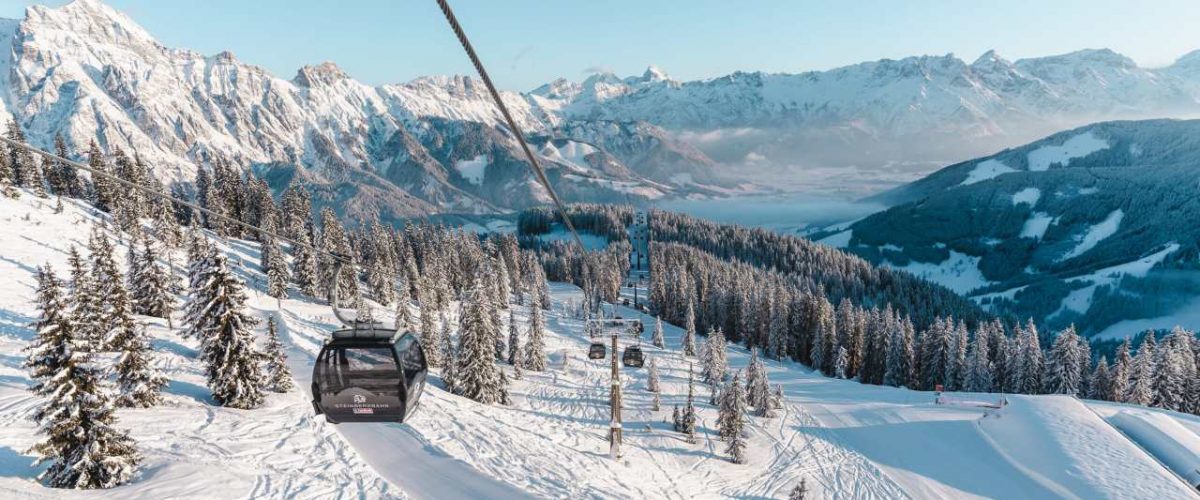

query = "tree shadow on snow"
[0, 445, 42, 480]
[0, 309, 35, 340]
[165, 379, 215, 405]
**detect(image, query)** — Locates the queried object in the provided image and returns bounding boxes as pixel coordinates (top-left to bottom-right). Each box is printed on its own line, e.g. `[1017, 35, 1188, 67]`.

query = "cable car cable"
[433, 0, 588, 253]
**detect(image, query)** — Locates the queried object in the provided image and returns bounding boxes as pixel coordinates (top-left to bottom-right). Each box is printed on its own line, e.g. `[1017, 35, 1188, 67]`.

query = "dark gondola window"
[316, 347, 402, 397]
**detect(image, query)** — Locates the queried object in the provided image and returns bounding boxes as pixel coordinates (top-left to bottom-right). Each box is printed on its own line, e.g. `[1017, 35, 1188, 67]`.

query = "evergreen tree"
[1045, 325, 1085, 396]
[88, 140, 117, 212]
[263, 316, 293, 393]
[810, 297, 836, 375]
[524, 292, 547, 371]
[0, 133, 15, 198]
[652, 315, 665, 349]
[718, 371, 748, 463]
[112, 322, 166, 408]
[417, 295, 442, 367]
[88, 230, 138, 352]
[1089, 357, 1112, 401]
[53, 134, 84, 198]
[440, 317, 457, 392]
[454, 276, 505, 404]
[647, 357, 661, 393]
[186, 252, 266, 408]
[1152, 328, 1190, 411]
[292, 222, 320, 298]
[129, 238, 175, 321]
[1126, 334, 1156, 406]
[747, 348, 775, 417]
[25, 265, 140, 488]
[507, 310, 522, 366]
[884, 318, 915, 388]
[700, 327, 728, 385]
[964, 329, 993, 393]
[394, 277, 414, 332]
[681, 364, 697, 443]
[834, 346, 848, 379]
[264, 237, 290, 304]
[681, 299, 697, 357]
[1110, 339, 1132, 402]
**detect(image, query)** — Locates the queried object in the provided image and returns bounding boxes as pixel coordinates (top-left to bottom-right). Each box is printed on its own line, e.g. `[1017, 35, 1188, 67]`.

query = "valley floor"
[0, 192, 1196, 498]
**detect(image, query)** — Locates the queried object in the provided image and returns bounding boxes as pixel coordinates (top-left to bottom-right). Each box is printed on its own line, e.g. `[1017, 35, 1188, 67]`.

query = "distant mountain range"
[6, 0, 1200, 216]
[820, 119, 1200, 338]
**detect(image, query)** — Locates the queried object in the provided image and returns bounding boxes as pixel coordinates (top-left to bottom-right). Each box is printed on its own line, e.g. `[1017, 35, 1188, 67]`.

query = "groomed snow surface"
[0, 191, 1197, 498]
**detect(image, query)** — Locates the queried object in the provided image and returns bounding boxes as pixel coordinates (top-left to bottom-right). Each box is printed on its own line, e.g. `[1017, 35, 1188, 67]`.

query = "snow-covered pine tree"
[57, 135, 83, 197]
[1126, 334, 1156, 406]
[112, 321, 167, 408]
[719, 371, 748, 463]
[524, 292, 547, 371]
[810, 296, 836, 375]
[652, 315, 665, 349]
[292, 222, 320, 298]
[1045, 325, 1085, 396]
[417, 288, 440, 362]
[318, 207, 356, 306]
[25, 265, 140, 488]
[1110, 339, 1132, 402]
[264, 236, 290, 305]
[1089, 357, 1112, 401]
[0, 140, 15, 198]
[88, 140, 116, 212]
[88, 231, 139, 353]
[672, 405, 681, 431]
[64, 246, 102, 349]
[747, 349, 775, 417]
[700, 327, 729, 385]
[263, 316, 293, 393]
[506, 309, 521, 366]
[681, 364, 697, 443]
[681, 298, 697, 357]
[129, 238, 175, 321]
[964, 329, 993, 393]
[453, 276, 504, 404]
[439, 315, 457, 392]
[1152, 327, 1191, 411]
[834, 346, 848, 379]
[187, 252, 266, 409]
[647, 357, 661, 392]
[946, 321, 968, 391]
[883, 318, 915, 388]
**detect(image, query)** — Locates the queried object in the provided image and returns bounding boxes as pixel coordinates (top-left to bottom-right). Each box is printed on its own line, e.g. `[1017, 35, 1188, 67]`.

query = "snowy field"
[0, 191, 1197, 498]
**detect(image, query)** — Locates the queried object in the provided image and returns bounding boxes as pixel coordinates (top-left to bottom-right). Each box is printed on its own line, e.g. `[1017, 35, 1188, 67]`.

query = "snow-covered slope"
[0, 190, 1196, 498]
[841, 119, 1200, 338]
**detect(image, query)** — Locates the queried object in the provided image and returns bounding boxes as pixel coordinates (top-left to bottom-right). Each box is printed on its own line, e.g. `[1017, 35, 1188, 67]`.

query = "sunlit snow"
[961, 159, 1017, 185]
[1060, 209, 1124, 260]
[1019, 212, 1055, 239]
[1011, 187, 1041, 206]
[1026, 131, 1109, 172]
[455, 154, 489, 185]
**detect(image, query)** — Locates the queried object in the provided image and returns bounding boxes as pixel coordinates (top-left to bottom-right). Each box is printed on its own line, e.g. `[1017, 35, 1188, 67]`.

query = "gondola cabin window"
[316, 346, 403, 398]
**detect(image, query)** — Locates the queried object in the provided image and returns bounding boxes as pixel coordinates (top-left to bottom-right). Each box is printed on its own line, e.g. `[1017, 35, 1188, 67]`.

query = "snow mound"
[1107, 409, 1200, 487]
[976, 396, 1194, 497]
[961, 159, 1017, 185]
[1026, 131, 1109, 172]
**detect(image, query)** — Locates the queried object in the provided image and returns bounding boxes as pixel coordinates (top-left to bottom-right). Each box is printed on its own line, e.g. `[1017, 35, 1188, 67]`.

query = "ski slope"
[0, 190, 1197, 498]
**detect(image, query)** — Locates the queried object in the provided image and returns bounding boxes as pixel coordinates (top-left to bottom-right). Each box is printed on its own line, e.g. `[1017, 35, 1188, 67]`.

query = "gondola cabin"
[311, 328, 427, 424]
[588, 342, 607, 360]
[622, 346, 645, 368]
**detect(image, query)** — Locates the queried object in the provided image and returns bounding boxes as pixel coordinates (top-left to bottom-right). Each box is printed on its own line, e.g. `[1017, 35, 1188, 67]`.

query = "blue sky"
[2, 0, 1199, 90]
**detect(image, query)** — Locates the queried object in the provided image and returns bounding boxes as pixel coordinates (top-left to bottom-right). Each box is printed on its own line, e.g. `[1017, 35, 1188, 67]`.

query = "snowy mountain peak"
[971, 49, 1010, 67]
[293, 61, 350, 87]
[640, 65, 671, 82]
[27, 0, 156, 47]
